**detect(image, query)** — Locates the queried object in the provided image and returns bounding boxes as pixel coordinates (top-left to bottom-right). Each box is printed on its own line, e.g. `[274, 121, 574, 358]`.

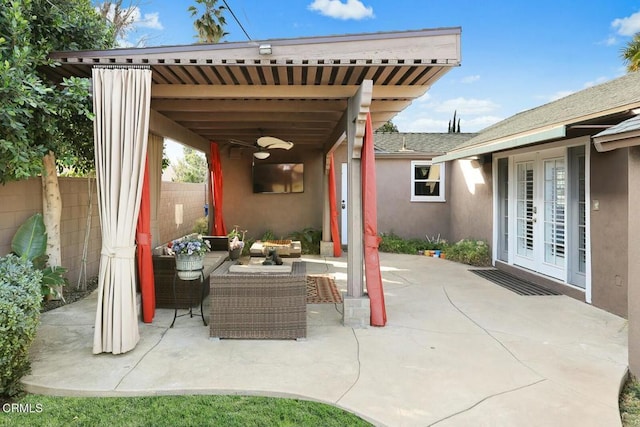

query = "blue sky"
[115, 0, 640, 149]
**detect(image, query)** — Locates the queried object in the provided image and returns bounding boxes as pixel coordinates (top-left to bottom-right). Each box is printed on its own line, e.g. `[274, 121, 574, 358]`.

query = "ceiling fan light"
[253, 151, 270, 160]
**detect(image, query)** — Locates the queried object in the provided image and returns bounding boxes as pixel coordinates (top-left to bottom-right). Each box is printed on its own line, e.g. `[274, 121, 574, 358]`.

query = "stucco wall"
[448, 158, 493, 244]
[628, 146, 640, 375]
[158, 181, 207, 244]
[590, 146, 628, 317]
[373, 157, 451, 240]
[219, 144, 323, 241]
[0, 177, 102, 287]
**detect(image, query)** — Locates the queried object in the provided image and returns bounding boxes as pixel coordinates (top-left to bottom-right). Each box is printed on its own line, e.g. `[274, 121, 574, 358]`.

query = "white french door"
[512, 149, 566, 280]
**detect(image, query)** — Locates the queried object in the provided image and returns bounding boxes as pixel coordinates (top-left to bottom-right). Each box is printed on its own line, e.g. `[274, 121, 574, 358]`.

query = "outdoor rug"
[469, 268, 561, 296]
[306, 275, 343, 304]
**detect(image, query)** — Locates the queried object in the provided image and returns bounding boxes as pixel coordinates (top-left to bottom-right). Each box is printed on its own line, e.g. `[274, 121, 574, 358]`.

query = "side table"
[170, 267, 208, 328]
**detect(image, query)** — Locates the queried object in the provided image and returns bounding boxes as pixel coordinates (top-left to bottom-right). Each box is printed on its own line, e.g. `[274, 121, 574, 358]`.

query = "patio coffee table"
[209, 260, 307, 339]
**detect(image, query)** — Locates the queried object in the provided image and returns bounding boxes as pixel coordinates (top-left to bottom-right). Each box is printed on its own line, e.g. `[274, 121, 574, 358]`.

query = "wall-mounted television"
[252, 163, 304, 194]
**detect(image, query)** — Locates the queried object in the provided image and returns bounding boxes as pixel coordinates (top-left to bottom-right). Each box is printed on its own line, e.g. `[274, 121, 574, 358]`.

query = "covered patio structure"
[46, 28, 461, 353]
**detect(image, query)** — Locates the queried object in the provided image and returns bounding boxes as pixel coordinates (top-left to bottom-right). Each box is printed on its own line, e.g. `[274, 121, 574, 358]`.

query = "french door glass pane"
[544, 159, 566, 266]
[516, 162, 534, 257]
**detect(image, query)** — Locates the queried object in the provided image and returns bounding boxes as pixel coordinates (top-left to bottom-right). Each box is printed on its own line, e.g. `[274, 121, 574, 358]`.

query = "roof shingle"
[374, 132, 477, 154]
[452, 71, 640, 152]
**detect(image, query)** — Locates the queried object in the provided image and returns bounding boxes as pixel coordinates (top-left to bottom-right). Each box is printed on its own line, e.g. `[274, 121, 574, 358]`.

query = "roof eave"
[433, 126, 566, 162]
[593, 129, 640, 152]
[376, 152, 442, 159]
[49, 27, 462, 63]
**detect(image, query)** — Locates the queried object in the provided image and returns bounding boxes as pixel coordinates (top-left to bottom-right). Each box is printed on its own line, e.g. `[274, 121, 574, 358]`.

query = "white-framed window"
[411, 160, 445, 202]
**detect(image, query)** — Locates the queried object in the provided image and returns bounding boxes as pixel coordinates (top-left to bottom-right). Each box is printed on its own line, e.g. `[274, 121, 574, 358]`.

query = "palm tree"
[188, 0, 228, 44]
[621, 33, 640, 72]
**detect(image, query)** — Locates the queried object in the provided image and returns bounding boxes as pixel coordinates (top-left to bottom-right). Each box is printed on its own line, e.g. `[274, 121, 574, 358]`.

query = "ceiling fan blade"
[257, 136, 294, 150]
[228, 139, 256, 149]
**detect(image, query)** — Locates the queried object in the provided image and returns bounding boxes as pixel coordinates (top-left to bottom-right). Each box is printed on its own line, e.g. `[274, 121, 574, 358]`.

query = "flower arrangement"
[228, 226, 246, 251]
[169, 235, 211, 257]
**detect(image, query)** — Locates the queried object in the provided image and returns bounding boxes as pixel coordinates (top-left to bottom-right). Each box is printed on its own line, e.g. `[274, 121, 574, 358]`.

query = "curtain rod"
[93, 65, 151, 70]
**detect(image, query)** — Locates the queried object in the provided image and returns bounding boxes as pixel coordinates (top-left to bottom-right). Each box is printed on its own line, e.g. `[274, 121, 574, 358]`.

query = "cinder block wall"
[158, 181, 207, 244]
[0, 177, 101, 287]
[0, 177, 207, 285]
[58, 178, 102, 288]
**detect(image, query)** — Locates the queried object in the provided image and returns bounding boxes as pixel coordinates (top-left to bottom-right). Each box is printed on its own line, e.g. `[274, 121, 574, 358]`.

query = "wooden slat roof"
[46, 28, 461, 151]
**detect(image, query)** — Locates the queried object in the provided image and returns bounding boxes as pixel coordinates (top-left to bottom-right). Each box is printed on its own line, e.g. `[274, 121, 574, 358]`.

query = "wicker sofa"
[152, 236, 229, 309]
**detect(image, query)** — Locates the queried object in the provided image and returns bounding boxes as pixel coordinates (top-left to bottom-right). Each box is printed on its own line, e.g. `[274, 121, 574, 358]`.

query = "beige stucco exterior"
[589, 146, 629, 317]
[628, 146, 640, 376]
[374, 157, 451, 239]
[448, 159, 493, 244]
[217, 145, 324, 241]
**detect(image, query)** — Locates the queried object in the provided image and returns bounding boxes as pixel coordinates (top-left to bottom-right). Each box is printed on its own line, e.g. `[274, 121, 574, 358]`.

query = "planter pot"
[175, 254, 204, 280]
[229, 247, 242, 260]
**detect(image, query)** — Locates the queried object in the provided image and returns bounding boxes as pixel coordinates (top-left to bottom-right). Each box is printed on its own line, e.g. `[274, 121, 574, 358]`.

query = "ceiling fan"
[228, 136, 294, 159]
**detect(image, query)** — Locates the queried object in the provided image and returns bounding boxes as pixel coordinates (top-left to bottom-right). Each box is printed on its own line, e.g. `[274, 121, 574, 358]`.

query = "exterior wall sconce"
[259, 44, 272, 55]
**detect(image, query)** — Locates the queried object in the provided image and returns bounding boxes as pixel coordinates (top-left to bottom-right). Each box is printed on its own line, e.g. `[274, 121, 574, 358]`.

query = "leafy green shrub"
[445, 239, 491, 266]
[0, 254, 43, 398]
[288, 227, 322, 254]
[192, 217, 209, 235]
[261, 229, 276, 241]
[379, 233, 447, 254]
[11, 213, 67, 299]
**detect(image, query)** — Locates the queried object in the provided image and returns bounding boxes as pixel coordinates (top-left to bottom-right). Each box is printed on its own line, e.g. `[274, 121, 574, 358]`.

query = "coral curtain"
[361, 113, 387, 326]
[209, 142, 226, 235]
[92, 67, 151, 354]
[328, 154, 342, 257]
[136, 155, 155, 323]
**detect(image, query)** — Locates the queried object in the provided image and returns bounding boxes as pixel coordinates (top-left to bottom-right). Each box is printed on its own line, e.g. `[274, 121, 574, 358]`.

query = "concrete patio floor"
[23, 253, 628, 426]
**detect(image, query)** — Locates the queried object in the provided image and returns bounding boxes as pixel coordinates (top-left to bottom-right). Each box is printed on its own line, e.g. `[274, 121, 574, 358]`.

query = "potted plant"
[227, 226, 246, 260]
[169, 235, 211, 280]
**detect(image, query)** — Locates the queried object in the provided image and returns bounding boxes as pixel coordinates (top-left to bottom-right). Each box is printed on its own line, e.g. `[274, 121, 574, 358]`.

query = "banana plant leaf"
[41, 266, 68, 287]
[11, 213, 47, 261]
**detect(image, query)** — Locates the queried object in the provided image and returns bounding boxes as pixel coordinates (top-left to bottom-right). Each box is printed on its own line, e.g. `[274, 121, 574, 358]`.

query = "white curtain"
[92, 67, 152, 354]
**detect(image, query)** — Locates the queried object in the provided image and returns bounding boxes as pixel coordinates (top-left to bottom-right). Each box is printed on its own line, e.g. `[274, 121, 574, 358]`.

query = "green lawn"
[621, 375, 640, 426]
[0, 394, 372, 427]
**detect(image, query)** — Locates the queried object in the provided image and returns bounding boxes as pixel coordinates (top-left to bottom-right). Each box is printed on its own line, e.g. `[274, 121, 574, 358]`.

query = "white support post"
[345, 80, 373, 299]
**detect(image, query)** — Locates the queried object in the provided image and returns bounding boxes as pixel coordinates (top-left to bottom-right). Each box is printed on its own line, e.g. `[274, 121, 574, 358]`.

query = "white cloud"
[538, 77, 610, 102]
[599, 36, 618, 46]
[99, 5, 163, 46]
[398, 117, 449, 133]
[460, 75, 480, 84]
[583, 76, 609, 88]
[135, 11, 163, 30]
[435, 97, 500, 115]
[612, 11, 640, 36]
[395, 114, 502, 133]
[464, 116, 504, 132]
[308, 0, 374, 20]
[413, 93, 431, 103]
[547, 90, 575, 102]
